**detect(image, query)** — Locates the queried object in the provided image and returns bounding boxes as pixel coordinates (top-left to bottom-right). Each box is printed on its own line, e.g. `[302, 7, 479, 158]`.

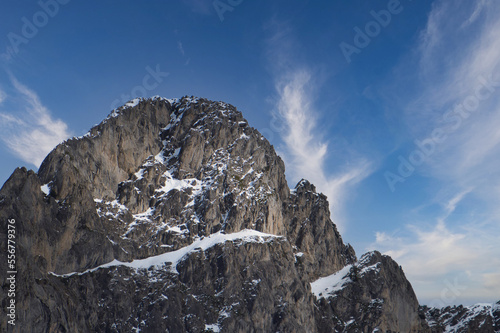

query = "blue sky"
[1, 0, 499, 306]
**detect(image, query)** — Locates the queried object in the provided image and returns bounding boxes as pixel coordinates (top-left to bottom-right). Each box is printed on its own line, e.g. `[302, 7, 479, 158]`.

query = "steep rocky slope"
[313, 251, 427, 332]
[0, 97, 497, 332]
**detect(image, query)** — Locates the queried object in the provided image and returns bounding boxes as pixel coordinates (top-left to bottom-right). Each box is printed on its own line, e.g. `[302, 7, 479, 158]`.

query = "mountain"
[0, 96, 498, 332]
[422, 302, 500, 332]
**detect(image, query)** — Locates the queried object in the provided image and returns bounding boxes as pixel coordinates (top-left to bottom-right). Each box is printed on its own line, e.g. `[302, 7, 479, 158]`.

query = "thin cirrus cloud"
[0, 77, 71, 167]
[271, 69, 371, 233]
[374, 0, 500, 305]
[406, 0, 500, 216]
[264, 20, 373, 233]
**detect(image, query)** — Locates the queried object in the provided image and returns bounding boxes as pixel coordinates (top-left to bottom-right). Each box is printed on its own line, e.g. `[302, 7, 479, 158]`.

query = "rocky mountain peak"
[294, 178, 316, 192]
[1, 97, 498, 332]
[32, 96, 294, 271]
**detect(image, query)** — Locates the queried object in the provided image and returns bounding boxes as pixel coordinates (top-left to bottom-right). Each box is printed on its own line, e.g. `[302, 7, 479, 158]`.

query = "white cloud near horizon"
[372, 219, 500, 305]
[375, 0, 500, 305]
[373, 188, 500, 305]
[0, 77, 71, 167]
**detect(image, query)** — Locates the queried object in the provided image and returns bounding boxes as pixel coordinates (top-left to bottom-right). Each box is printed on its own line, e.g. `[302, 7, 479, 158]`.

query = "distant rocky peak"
[294, 178, 317, 194]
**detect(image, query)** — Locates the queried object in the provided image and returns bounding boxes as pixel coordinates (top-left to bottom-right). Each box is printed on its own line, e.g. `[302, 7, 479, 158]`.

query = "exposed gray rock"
[422, 301, 500, 333]
[1, 96, 491, 332]
[38, 98, 171, 200]
[285, 179, 356, 281]
[313, 251, 429, 332]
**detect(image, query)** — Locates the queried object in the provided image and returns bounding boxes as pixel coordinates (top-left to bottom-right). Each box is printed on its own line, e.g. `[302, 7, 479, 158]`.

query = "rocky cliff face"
[313, 251, 428, 332]
[0, 97, 497, 332]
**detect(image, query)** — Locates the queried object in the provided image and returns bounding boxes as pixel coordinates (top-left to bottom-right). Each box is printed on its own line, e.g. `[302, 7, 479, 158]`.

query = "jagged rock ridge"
[0, 96, 497, 332]
[423, 302, 500, 333]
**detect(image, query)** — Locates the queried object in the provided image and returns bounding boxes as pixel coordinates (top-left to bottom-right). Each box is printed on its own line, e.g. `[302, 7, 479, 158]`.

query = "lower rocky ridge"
[313, 251, 428, 332]
[46, 233, 316, 333]
[422, 302, 500, 333]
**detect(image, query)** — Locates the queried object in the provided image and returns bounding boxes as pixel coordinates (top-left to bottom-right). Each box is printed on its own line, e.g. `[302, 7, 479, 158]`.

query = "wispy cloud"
[405, 0, 500, 207]
[461, 0, 487, 28]
[372, 215, 500, 305]
[442, 188, 472, 218]
[273, 69, 371, 232]
[377, 0, 500, 305]
[176, 41, 190, 65]
[265, 20, 372, 232]
[0, 77, 71, 167]
[374, 222, 474, 278]
[275, 70, 327, 178]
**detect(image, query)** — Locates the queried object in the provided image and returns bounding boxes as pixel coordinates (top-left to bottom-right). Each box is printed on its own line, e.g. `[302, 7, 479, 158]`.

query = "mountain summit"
[1, 97, 498, 332]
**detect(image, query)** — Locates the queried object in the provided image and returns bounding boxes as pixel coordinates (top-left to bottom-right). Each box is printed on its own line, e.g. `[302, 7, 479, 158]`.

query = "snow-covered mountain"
[0, 97, 498, 332]
[423, 302, 500, 333]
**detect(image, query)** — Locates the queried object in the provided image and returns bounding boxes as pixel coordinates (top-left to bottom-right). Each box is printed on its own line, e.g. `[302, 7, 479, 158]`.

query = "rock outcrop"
[0, 96, 496, 332]
[422, 302, 500, 333]
[313, 251, 428, 332]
